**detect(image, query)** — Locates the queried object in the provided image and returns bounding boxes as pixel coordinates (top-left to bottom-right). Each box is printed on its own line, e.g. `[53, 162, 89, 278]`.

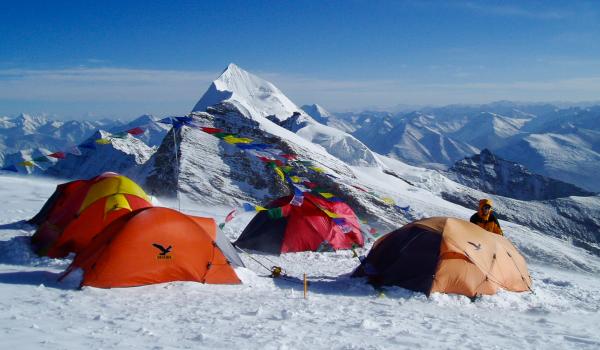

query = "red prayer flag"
[225, 209, 237, 223]
[47, 152, 66, 159]
[369, 227, 377, 234]
[201, 127, 223, 134]
[352, 185, 368, 192]
[303, 181, 318, 189]
[280, 154, 297, 160]
[127, 127, 144, 135]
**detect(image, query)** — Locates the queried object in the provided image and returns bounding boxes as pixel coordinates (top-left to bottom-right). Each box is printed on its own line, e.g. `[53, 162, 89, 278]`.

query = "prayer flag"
[127, 127, 144, 135]
[95, 138, 112, 145]
[47, 152, 66, 159]
[382, 197, 395, 205]
[200, 127, 223, 134]
[33, 156, 50, 163]
[290, 186, 304, 206]
[225, 209, 237, 222]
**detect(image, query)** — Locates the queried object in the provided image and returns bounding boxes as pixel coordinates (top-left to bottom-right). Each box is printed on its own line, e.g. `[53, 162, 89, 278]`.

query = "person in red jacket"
[470, 199, 503, 235]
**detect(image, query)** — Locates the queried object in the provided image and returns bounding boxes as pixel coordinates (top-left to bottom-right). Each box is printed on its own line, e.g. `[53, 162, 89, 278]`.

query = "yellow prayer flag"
[322, 209, 340, 218]
[382, 197, 395, 205]
[274, 167, 285, 181]
[319, 192, 335, 199]
[255, 205, 267, 211]
[309, 166, 324, 173]
[290, 176, 301, 183]
[223, 135, 253, 144]
[18, 161, 35, 167]
[95, 138, 112, 144]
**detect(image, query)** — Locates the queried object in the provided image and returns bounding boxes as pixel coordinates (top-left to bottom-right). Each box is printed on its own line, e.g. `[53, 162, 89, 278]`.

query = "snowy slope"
[109, 114, 170, 147]
[497, 132, 600, 192]
[1, 173, 600, 349]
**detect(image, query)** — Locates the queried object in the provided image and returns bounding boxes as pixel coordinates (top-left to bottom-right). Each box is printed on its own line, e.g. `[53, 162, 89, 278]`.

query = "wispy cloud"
[1, 66, 599, 115]
[459, 1, 570, 20]
[0, 67, 217, 101]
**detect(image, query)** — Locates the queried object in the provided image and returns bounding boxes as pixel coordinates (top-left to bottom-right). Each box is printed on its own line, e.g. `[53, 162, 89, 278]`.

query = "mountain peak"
[301, 104, 332, 124]
[192, 63, 304, 122]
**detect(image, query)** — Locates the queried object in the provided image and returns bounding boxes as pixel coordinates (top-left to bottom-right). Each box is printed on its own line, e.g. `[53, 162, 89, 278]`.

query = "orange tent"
[30, 172, 153, 257]
[62, 207, 244, 288]
[353, 217, 532, 297]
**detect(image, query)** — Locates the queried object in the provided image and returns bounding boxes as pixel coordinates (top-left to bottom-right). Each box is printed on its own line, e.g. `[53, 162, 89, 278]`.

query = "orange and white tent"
[353, 217, 532, 297]
[30, 172, 153, 257]
[62, 207, 244, 288]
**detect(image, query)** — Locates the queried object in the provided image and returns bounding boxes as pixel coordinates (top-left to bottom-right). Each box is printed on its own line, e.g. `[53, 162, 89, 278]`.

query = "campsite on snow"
[1, 63, 599, 349]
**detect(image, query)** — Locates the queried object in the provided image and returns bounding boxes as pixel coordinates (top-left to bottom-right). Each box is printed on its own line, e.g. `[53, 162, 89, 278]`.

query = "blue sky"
[1, 0, 599, 119]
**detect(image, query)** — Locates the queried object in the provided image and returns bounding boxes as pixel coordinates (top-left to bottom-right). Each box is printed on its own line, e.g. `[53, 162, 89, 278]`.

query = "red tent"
[234, 193, 364, 254]
[30, 173, 152, 257]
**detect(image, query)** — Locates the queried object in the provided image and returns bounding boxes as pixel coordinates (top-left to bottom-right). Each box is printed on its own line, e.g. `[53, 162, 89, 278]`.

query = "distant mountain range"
[314, 103, 600, 192]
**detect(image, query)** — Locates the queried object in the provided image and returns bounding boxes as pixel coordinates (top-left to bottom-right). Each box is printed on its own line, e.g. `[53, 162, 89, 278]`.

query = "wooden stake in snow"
[303, 273, 308, 299]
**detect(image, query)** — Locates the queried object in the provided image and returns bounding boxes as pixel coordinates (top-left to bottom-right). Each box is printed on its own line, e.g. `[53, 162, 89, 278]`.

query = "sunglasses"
[483, 205, 491, 210]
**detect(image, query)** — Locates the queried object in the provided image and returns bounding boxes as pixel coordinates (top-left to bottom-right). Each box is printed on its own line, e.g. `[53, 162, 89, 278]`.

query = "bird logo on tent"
[153, 243, 173, 259]
[468, 241, 482, 250]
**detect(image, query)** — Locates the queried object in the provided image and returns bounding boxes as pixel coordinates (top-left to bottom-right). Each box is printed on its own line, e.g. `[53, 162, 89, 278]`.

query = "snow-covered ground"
[1, 174, 600, 349]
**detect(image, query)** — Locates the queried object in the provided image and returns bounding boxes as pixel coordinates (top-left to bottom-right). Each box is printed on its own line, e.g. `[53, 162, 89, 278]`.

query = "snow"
[1, 173, 600, 349]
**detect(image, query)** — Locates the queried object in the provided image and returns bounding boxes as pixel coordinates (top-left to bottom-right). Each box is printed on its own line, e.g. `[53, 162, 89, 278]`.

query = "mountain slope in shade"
[448, 149, 595, 200]
[45, 130, 156, 180]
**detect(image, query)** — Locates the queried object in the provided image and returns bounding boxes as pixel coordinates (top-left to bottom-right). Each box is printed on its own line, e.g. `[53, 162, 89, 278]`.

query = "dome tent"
[234, 193, 364, 254]
[30, 172, 152, 257]
[353, 217, 532, 297]
[62, 207, 244, 288]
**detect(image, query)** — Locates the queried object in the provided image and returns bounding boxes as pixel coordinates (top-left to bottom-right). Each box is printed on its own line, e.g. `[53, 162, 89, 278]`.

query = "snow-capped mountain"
[447, 149, 594, 200]
[0, 113, 120, 158]
[191, 64, 383, 168]
[45, 130, 156, 180]
[301, 104, 332, 124]
[192, 63, 301, 123]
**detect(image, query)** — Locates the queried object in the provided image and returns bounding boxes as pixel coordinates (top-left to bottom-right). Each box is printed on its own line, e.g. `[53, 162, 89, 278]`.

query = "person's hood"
[479, 198, 493, 209]
[478, 198, 493, 220]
